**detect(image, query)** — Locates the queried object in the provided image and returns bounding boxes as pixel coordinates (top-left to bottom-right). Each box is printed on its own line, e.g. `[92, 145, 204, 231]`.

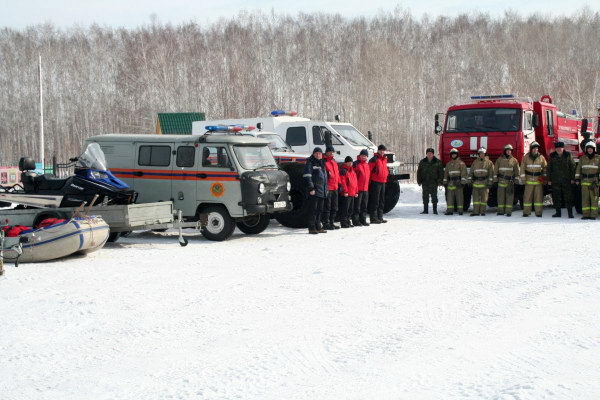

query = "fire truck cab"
[435, 94, 596, 210]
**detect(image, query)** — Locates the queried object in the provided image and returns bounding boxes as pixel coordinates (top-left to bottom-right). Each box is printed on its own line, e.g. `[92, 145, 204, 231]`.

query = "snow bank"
[1, 189, 599, 399]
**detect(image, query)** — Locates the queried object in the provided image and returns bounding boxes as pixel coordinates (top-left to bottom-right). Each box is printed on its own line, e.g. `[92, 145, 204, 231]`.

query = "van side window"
[546, 110, 554, 136]
[202, 146, 231, 168]
[138, 145, 171, 167]
[286, 127, 307, 146]
[312, 126, 342, 145]
[176, 146, 195, 168]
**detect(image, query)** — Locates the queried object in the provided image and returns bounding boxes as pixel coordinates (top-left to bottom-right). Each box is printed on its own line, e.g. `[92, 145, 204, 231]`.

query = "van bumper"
[245, 201, 293, 215]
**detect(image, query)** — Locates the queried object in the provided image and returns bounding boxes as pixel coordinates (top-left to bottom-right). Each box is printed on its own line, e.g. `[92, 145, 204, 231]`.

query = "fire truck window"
[176, 146, 195, 168]
[546, 110, 554, 136]
[202, 146, 231, 168]
[524, 112, 533, 130]
[138, 145, 171, 167]
[286, 127, 307, 146]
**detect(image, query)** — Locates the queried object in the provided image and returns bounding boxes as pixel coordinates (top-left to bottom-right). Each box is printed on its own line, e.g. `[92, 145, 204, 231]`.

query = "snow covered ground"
[1, 184, 599, 400]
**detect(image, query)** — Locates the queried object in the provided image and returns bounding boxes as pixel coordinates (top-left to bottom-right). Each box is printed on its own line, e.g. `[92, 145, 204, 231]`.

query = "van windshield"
[446, 108, 522, 133]
[258, 134, 293, 152]
[330, 124, 373, 147]
[234, 145, 278, 170]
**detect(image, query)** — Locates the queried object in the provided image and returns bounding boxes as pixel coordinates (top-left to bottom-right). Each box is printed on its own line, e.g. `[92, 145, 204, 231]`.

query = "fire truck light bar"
[470, 94, 516, 100]
[205, 125, 244, 133]
[271, 110, 298, 116]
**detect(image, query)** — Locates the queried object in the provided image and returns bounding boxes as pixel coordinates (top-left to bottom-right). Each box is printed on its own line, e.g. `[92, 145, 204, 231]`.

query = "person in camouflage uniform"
[575, 142, 600, 220]
[443, 148, 468, 215]
[417, 147, 444, 214]
[468, 147, 494, 216]
[547, 141, 576, 218]
[520, 141, 547, 217]
[494, 144, 520, 216]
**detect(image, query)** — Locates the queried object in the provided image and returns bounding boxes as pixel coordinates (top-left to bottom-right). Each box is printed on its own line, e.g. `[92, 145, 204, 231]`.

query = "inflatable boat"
[1, 216, 110, 263]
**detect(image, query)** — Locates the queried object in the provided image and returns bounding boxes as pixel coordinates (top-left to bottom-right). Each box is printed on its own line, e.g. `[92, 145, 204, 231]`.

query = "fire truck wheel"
[463, 185, 472, 212]
[383, 181, 400, 213]
[200, 205, 235, 241]
[572, 184, 582, 214]
[236, 214, 270, 234]
[274, 164, 310, 228]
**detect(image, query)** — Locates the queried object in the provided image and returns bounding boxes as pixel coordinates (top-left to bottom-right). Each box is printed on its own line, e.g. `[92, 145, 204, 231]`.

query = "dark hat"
[426, 147, 435, 154]
[313, 147, 323, 154]
[378, 144, 387, 151]
[359, 149, 369, 156]
[344, 156, 353, 163]
[325, 145, 335, 153]
[555, 141, 565, 148]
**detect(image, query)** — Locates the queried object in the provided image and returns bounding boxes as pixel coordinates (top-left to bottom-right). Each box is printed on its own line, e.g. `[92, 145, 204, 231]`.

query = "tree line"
[0, 9, 599, 166]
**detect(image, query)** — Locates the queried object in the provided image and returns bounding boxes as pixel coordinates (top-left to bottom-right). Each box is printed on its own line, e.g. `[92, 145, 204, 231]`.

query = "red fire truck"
[434, 94, 598, 210]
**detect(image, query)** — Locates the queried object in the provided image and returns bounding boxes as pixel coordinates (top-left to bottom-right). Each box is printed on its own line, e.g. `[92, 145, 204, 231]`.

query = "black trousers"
[369, 181, 386, 220]
[353, 191, 369, 223]
[339, 195, 355, 224]
[307, 195, 325, 230]
[321, 189, 339, 225]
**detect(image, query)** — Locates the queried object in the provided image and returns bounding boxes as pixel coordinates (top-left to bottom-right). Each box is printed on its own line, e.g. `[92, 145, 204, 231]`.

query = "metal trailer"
[0, 201, 196, 247]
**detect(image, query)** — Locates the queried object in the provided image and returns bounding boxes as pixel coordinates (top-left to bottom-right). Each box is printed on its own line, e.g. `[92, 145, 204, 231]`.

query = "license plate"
[273, 201, 286, 208]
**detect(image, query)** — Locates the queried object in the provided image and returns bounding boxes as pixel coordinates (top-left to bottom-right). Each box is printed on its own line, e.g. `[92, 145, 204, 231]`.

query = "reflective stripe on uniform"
[499, 167, 513, 171]
[302, 174, 312, 177]
[526, 181, 541, 185]
[582, 207, 598, 210]
[581, 165, 599, 169]
[473, 184, 486, 188]
[448, 185, 457, 190]
[499, 183, 508, 187]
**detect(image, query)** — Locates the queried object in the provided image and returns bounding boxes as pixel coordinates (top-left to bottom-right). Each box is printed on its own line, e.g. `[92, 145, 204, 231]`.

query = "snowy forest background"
[1, 10, 599, 165]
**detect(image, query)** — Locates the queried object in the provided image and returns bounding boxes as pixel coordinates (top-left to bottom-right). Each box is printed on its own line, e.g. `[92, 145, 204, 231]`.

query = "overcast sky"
[1, 0, 598, 28]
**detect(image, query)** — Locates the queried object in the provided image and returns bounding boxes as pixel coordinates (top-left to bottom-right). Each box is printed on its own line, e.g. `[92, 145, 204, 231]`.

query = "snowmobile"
[0, 143, 136, 208]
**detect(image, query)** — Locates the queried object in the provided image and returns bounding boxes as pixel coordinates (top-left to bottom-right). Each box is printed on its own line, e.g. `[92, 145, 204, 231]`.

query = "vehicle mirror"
[257, 122, 263, 130]
[323, 129, 333, 148]
[367, 131, 373, 140]
[434, 113, 443, 135]
[581, 119, 588, 134]
[532, 113, 540, 128]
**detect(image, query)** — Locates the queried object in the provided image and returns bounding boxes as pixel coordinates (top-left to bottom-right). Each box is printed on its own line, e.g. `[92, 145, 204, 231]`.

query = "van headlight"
[258, 183, 266, 194]
[286, 181, 291, 191]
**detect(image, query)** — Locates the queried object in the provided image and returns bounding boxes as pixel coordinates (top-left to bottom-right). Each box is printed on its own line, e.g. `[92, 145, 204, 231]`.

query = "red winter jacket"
[369, 153, 389, 183]
[353, 158, 370, 192]
[323, 156, 341, 191]
[339, 165, 358, 197]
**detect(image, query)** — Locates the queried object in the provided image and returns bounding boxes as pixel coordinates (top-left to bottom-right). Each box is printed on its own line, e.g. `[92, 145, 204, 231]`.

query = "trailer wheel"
[200, 205, 235, 241]
[573, 184, 582, 214]
[32, 210, 67, 228]
[383, 181, 400, 213]
[274, 164, 311, 228]
[107, 232, 121, 243]
[487, 184, 498, 207]
[236, 214, 270, 234]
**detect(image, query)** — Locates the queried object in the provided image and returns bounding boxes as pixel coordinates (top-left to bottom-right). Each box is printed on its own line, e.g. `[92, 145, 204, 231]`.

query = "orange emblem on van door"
[210, 182, 225, 197]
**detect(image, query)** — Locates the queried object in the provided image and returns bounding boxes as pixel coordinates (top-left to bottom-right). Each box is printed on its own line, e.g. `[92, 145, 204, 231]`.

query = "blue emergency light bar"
[271, 110, 298, 117]
[470, 94, 516, 100]
[205, 125, 243, 133]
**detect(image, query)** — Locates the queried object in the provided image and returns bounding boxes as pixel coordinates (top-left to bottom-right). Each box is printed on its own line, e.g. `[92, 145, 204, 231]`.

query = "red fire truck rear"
[434, 94, 598, 210]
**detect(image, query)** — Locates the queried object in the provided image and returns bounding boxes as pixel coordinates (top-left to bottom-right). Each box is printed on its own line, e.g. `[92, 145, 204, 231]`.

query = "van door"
[197, 144, 241, 216]
[284, 124, 310, 154]
[133, 143, 174, 203]
[171, 144, 198, 217]
[310, 125, 343, 158]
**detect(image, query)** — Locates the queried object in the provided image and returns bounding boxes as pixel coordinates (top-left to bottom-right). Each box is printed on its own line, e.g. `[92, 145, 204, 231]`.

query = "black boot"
[552, 209, 561, 218]
[433, 204, 438, 215]
[567, 207, 574, 219]
[420, 204, 428, 214]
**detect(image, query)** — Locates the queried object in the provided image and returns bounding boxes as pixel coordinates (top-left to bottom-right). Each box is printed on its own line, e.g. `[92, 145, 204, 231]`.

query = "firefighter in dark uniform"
[416, 147, 444, 214]
[303, 147, 328, 234]
[548, 141, 576, 218]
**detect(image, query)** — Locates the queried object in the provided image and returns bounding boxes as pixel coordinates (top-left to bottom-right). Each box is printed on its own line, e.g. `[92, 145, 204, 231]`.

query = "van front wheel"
[236, 214, 270, 234]
[200, 206, 236, 241]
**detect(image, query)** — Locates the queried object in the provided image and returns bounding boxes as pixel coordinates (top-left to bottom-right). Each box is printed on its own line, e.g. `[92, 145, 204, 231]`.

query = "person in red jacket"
[353, 149, 371, 226]
[339, 156, 359, 228]
[321, 146, 341, 230]
[368, 144, 390, 223]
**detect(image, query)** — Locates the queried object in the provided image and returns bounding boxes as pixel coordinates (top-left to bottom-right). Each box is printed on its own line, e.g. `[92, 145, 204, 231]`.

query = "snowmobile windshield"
[446, 108, 522, 133]
[77, 143, 108, 170]
[258, 134, 293, 152]
[233, 145, 278, 170]
[331, 124, 373, 147]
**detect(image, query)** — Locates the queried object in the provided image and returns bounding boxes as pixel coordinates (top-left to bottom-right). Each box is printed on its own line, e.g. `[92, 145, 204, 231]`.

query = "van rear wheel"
[236, 214, 270, 234]
[383, 181, 400, 213]
[200, 205, 236, 241]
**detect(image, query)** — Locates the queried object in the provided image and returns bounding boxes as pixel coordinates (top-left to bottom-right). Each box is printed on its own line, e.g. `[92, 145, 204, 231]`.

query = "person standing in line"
[443, 148, 467, 215]
[339, 156, 359, 228]
[547, 141, 576, 218]
[368, 145, 389, 224]
[353, 149, 370, 226]
[468, 148, 494, 216]
[321, 146, 341, 230]
[520, 141, 547, 217]
[575, 142, 600, 220]
[303, 147, 328, 234]
[494, 144, 520, 216]
[416, 147, 444, 215]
